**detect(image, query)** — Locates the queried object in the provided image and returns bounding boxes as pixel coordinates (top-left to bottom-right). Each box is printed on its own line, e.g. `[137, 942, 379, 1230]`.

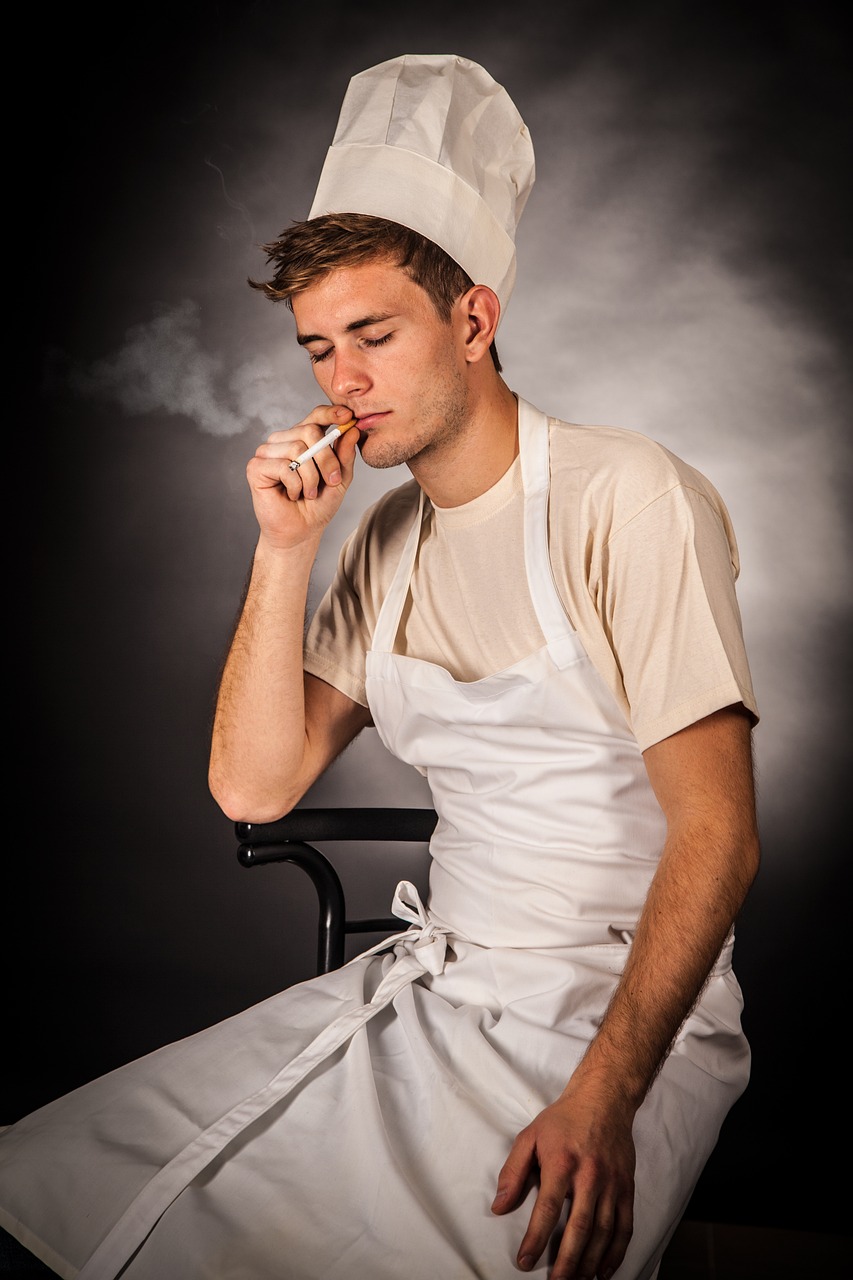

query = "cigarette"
[288, 419, 358, 470]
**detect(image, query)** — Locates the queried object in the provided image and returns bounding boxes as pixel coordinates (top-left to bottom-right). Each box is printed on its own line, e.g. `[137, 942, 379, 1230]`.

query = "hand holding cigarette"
[289, 418, 358, 470]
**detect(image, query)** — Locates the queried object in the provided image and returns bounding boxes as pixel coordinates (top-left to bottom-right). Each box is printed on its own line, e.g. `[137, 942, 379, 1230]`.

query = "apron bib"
[366, 396, 668, 948]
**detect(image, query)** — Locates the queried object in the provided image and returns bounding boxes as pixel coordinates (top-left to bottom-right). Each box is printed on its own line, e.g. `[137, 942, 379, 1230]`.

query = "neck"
[409, 379, 519, 508]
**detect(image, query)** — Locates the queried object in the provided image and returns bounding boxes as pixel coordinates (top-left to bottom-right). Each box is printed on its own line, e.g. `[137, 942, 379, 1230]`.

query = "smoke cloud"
[61, 300, 284, 438]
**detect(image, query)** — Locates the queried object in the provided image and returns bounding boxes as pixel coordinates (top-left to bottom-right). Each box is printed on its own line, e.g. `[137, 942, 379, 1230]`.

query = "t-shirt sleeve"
[303, 528, 372, 707]
[599, 479, 758, 751]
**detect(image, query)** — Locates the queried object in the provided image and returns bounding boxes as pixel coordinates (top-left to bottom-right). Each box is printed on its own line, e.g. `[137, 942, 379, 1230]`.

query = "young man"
[0, 55, 759, 1280]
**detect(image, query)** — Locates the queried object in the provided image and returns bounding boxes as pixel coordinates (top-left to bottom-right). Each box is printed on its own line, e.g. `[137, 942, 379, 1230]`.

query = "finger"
[549, 1193, 614, 1280]
[256, 430, 325, 462]
[247, 452, 310, 504]
[291, 456, 324, 501]
[251, 435, 337, 502]
[492, 1130, 537, 1215]
[264, 403, 353, 448]
[595, 1194, 633, 1280]
[310, 421, 359, 489]
[335, 419, 362, 468]
[275, 409, 358, 495]
[515, 1170, 573, 1272]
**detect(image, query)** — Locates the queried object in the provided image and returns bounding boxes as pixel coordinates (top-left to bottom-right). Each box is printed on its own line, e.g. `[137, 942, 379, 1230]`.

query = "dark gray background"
[11, 0, 850, 1234]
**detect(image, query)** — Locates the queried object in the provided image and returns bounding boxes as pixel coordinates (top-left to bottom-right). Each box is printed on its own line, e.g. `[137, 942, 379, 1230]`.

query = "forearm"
[568, 818, 758, 1112]
[208, 534, 320, 821]
[209, 408, 367, 822]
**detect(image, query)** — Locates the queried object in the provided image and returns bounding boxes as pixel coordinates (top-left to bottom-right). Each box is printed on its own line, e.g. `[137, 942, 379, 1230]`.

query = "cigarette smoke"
[61, 300, 285, 438]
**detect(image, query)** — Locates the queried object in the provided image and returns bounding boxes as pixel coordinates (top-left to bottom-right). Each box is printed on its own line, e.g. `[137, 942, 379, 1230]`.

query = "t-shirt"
[304, 414, 758, 752]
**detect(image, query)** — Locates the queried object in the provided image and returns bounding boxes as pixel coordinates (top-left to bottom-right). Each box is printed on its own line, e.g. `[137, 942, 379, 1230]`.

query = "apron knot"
[389, 880, 450, 976]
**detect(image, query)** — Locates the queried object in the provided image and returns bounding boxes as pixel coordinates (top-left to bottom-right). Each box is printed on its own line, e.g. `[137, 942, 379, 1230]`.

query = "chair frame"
[236, 807, 437, 974]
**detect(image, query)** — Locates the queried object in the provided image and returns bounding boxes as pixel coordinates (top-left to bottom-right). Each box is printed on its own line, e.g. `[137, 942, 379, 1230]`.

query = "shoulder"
[546, 417, 731, 537]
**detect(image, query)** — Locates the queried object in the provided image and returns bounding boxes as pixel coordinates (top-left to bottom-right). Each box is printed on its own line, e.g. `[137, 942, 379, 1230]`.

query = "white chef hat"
[308, 54, 535, 315]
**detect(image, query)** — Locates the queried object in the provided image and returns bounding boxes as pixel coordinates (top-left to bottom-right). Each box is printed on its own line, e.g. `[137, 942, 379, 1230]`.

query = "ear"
[457, 285, 501, 363]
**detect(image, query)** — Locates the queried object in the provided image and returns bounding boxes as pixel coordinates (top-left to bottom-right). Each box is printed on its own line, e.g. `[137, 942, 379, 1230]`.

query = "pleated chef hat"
[308, 54, 535, 315]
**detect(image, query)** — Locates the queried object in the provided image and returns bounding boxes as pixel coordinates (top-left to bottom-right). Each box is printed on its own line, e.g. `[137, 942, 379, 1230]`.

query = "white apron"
[0, 399, 750, 1280]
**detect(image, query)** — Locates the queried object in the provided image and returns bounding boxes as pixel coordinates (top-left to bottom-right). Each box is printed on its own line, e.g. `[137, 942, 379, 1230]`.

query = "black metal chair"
[235, 807, 438, 974]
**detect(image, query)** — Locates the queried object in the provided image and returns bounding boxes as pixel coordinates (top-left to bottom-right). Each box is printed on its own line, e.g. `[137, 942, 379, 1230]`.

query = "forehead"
[291, 260, 433, 331]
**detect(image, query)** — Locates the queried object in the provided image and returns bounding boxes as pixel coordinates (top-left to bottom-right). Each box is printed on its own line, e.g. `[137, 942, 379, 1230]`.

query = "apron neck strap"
[517, 398, 577, 645]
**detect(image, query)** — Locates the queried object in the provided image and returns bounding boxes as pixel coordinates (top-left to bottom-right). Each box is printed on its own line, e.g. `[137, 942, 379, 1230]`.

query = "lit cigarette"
[288, 419, 358, 470]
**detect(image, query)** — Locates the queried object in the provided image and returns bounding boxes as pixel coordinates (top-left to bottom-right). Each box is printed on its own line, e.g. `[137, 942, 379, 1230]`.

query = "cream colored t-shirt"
[304, 415, 758, 752]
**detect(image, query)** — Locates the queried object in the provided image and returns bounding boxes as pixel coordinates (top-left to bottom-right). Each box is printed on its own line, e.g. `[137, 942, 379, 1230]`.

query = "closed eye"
[307, 332, 393, 365]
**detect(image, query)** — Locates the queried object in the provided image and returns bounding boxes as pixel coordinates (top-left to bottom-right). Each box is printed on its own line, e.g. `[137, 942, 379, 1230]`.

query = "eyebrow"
[296, 312, 398, 346]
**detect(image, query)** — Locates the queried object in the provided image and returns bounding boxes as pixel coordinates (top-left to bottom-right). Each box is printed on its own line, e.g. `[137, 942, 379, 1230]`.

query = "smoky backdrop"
[12, 0, 850, 1233]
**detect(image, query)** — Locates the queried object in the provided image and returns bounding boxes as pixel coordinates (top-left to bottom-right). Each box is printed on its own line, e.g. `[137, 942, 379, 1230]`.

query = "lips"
[351, 410, 388, 430]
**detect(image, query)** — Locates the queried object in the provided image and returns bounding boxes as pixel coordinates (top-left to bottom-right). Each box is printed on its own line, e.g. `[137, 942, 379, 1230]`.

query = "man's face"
[291, 259, 471, 470]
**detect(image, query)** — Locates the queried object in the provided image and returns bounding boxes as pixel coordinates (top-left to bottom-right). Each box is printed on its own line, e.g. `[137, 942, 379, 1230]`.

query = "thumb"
[336, 421, 361, 471]
[491, 1129, 536, 1215]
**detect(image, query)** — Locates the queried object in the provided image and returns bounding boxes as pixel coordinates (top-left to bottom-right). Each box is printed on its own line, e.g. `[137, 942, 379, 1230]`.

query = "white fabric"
[308, 54, 535, 312]
[0, 402, 750, 1278]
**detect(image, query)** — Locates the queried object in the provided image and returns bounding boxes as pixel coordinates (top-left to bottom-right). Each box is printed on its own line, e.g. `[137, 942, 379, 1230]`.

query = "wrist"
[565, 1051, 649, 1116]
[254, 529, 321, 570]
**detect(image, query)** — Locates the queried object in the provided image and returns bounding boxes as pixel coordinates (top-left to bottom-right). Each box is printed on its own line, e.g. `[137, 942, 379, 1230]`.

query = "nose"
[329, 348, 370, 400]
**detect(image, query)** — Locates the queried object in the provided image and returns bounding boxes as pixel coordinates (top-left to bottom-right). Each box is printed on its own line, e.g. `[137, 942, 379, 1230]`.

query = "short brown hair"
[248, 213, 501, 372]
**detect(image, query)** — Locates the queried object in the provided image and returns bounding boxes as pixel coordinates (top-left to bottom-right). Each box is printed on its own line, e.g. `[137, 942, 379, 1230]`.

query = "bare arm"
[493, 705, 760, 1279]
[209, 406, 371, 822]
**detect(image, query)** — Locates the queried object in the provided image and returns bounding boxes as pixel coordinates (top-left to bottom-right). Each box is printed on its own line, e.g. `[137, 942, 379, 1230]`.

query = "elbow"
[208, 769, 300, 825]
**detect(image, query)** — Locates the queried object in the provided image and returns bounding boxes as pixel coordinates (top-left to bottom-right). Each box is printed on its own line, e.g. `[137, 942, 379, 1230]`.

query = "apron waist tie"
[77, 882, 448, 1280]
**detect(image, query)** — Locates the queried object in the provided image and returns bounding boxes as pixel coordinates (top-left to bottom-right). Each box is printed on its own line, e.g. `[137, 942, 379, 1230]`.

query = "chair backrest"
[236, 808, 438, 974]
